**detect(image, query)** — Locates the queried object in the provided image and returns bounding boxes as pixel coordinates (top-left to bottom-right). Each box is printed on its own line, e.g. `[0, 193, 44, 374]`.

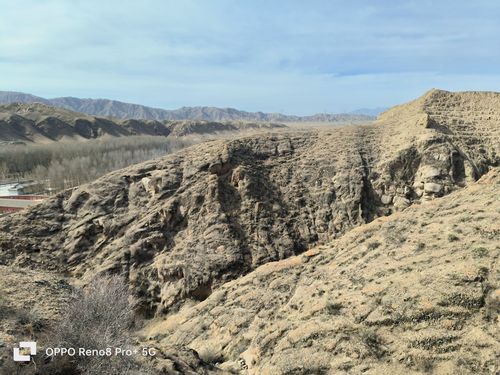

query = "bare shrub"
[1, 276, 156, 375]
[197, 346, 225, 365]
[325, 301, 343, 315]
[366, 241, 381, 250]
[359, 329, 386, 359]
[0, 291, 9, 319]
[15, 308, 45, 332]
[52, 274, 138, 375]
[413, 356, 435, 373]
[0, 359, 38, 375]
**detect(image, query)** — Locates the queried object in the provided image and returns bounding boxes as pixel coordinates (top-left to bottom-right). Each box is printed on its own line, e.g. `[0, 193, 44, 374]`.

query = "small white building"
[0, 183, 20, 196]
[0, 181, 42, 196]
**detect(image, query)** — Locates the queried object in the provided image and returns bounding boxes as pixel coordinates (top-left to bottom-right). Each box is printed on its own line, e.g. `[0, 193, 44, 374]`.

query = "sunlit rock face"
[0, 89, 498, 317]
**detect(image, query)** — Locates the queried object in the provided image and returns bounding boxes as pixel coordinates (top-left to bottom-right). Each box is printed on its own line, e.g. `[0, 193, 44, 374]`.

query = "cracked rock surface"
[0, 89, 499, 316]
[147, 168, 500, 374]
[0, 89, 499, 374]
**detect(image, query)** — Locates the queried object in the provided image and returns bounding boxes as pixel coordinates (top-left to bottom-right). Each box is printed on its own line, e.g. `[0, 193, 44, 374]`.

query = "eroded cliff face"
[149, 168, 500, 374]
[377, 89, 499, 197]
[0, 90, 498, 316]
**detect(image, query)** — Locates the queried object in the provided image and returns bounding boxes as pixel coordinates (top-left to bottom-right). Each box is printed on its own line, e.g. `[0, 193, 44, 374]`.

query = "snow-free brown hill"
[0, 89, 499, 373]
[0, 89, 498, 315]
[0, 103, 287, 143]
[0, 103, 130, 143]
[148, 167, 500, 374]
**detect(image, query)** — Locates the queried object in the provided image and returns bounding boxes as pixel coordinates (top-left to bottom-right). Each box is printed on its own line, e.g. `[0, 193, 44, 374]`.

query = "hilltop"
[0, 89, 498, 374]
[0, 91, 374, 123]
[0, 89, 498, 309]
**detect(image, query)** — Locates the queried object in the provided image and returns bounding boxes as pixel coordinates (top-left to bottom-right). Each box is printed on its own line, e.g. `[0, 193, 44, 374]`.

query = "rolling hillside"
[0, 89, 498, 374]
[0, 102, 287, 144]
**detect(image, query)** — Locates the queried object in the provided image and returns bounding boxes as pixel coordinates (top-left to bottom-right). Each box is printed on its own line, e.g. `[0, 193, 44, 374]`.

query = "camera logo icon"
[13, 341, 37, 362]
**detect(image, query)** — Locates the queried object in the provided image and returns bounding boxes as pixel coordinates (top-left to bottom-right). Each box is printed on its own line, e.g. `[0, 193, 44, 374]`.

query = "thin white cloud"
[1, 0, 499, 113]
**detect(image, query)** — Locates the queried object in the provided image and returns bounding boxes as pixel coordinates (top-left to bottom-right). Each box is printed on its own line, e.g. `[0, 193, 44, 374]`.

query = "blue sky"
[1, 0, 500, 114]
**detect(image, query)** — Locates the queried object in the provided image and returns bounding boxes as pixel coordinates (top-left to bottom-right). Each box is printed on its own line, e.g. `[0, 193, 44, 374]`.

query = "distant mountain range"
[0, 91, 376, 122]
[349, 107, 388, 116]
[0, 102, 286, 144]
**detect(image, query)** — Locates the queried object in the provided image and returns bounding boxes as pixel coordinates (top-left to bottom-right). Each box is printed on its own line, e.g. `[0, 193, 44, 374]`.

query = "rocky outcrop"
[0, 90, 498, 317]
[149, 168, 500, 374]
[0, 89, 499, 374]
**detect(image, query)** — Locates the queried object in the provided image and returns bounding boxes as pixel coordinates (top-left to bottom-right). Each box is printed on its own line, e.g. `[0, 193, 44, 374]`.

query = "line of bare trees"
[0, 136, 196, 193]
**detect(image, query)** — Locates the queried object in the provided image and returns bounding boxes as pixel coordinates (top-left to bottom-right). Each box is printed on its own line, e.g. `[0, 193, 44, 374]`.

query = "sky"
[1, 0, 500, 115]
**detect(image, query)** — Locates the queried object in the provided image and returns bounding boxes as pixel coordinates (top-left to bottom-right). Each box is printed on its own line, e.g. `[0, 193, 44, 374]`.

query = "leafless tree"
[52, 275, 138, 375]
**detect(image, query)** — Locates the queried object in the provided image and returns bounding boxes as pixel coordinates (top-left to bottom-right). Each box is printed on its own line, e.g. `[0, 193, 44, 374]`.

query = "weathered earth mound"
[150, 167, 500, 374]
[0, 90, 498, 317]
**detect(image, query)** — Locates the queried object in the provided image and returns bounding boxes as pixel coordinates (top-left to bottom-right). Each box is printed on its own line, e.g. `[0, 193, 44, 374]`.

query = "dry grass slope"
[149, 168, 500, 374]
[0, 90, 498, 316]
[0, 89, 498, 374]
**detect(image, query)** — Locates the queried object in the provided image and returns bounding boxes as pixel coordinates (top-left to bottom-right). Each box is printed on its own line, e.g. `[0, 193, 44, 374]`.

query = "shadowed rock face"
[0, 90, 498, 317]
[151, 168, 500, 374]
